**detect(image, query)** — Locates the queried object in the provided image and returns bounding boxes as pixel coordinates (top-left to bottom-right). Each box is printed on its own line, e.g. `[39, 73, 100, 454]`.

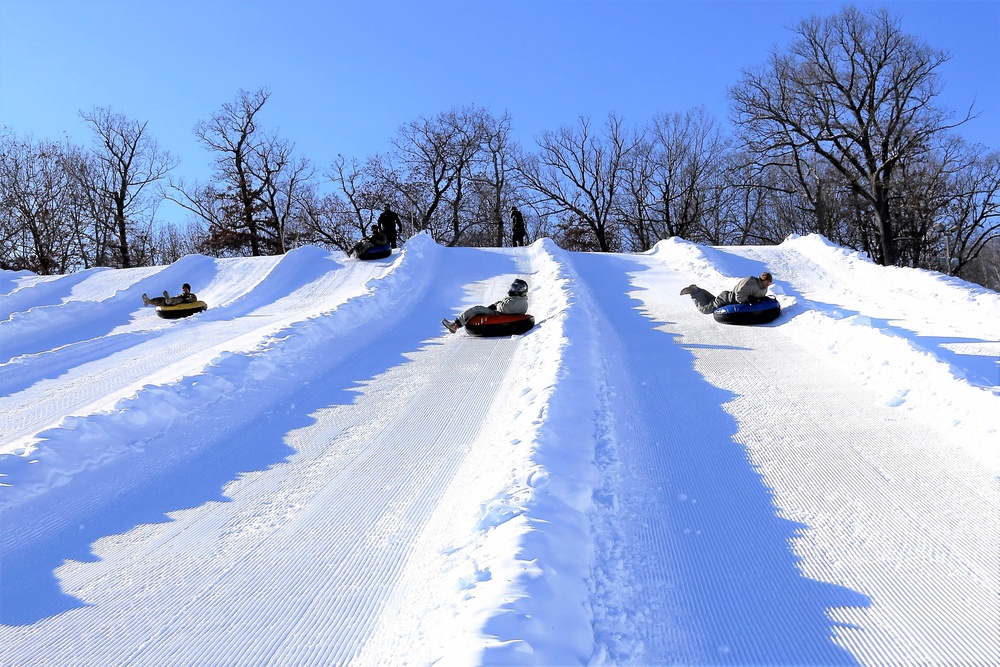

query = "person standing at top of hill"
[680, 272, 773, 314]
[377, 204, 401, 249]
[143, 283, 198, 307]
[443, 279, 529, 333]
[511, 206, 527, 247]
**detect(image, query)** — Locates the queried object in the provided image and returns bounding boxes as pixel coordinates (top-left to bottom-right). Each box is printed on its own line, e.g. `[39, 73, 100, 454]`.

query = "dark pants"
[512, 222, 526, 246]
[688, 287, 735, 314]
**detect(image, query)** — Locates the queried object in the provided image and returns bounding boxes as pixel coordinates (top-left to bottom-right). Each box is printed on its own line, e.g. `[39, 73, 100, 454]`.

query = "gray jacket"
[732, 276, 770, 304]
[493, 294, 528, 314]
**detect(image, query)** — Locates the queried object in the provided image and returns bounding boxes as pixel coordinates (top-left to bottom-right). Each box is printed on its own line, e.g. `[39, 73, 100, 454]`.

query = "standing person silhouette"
[511, 206, 527, 247]
[377, 204, 401, 249]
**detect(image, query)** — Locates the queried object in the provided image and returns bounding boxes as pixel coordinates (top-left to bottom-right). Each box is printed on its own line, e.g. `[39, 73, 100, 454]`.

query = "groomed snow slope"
[1, 233, 997, 666]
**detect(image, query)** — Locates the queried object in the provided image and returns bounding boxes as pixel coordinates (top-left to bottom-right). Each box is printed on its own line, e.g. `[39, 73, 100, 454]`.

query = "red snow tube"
[465, 313, 535, 337]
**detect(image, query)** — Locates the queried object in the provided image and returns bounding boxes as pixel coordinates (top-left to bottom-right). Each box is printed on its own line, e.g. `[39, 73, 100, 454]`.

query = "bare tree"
[386, 106, 486, 245]
[934, 146, 1000, 275]
[731, 6, 967, 266]
[151, 220, 200, 265]
[167, 88, 310, 257]
[618, 132, 658, 251]
[517, 114, 640, 252]
[715, 152, 787, 246]
[648, 108, 729, 241]
[471, 110, 516, 247]
[307, 155, 389, 252]
[254, 142, 313, 253]
[78, 107, 177, 268]
[0, 135, 78, 273]
[61, 145, 115, 268]
[617, 107, 730, 250]
[961, 236, 1000, 291]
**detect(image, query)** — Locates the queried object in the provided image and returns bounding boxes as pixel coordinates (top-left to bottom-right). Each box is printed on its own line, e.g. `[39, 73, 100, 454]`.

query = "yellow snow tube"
[155, 300, 208, 319]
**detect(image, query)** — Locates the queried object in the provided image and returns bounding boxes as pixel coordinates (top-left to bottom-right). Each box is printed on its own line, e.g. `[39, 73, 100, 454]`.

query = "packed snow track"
[1, 234, 997, 665]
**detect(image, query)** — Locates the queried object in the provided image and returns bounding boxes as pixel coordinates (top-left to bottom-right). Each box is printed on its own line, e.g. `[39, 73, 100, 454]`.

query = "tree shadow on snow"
[0, 244, 511, 627]
[0, 403, 299, 626]
[784, 291, 998, 389]
[574, 253, 869, 666]
[701, 247, 999, 389]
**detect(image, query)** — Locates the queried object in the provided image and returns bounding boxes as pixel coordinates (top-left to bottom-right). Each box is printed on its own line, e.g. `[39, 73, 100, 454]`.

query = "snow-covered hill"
[1, 234, 997, 666]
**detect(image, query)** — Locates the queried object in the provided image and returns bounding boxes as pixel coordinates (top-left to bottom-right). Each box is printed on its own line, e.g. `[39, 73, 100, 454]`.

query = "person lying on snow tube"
[443, 279, 528, 334]
[143, 283, 198, 307]
[679, 272, 773, 314]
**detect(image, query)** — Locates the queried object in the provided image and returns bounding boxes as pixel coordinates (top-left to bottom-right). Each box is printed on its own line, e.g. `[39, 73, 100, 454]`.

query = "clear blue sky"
[2, 0, 997, 195]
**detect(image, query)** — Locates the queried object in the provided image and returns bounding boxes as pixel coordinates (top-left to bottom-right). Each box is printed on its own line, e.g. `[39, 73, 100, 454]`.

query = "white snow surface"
[1, 233, 998, 666]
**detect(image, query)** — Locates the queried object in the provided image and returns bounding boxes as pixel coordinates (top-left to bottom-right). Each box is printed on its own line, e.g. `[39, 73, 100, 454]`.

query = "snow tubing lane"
[713, 297, 781, 325]
[465, 313, 535, 337]
[358, 244, 392, 260]
[156, 301, 209, 319]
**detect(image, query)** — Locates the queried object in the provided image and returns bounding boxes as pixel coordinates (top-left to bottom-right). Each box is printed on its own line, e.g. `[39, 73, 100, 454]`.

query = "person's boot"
[679, 284, 697, 295]
[142, 293, 150, 306]
[442, 318, 459, 333]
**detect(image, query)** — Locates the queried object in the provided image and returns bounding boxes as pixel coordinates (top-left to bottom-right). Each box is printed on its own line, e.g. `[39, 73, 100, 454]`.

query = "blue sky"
[2, 0, 997, 195]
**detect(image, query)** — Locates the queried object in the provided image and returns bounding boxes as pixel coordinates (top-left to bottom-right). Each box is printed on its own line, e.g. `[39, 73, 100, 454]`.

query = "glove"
[488, 303, 498, 311]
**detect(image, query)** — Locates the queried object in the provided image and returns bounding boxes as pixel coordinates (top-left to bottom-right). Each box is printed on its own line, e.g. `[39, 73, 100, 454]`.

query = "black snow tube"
[465, 313, 535, 337]
[712, 297, 781, 325]
[156, 301, 209, 319]
[357, 244, 392, 260]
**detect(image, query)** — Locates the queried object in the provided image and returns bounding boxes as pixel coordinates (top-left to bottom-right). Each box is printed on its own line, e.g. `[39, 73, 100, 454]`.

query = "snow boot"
[442, 318, 459, 333]
[680, 284, 697, 295]
[142, 293, 150, 306]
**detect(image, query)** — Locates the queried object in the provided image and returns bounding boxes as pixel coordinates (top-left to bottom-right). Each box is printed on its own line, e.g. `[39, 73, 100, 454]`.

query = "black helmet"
[508, 279, 528, 296]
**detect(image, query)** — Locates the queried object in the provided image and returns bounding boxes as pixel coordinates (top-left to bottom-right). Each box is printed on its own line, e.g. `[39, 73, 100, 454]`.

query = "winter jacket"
[352, 230, 388, 257]
[377, 209, 400, 247]
[732, 276, 770, 304]
[165, 292, 198, 306]
[377, 209, 400, 235]
[492, 294, 528, 315]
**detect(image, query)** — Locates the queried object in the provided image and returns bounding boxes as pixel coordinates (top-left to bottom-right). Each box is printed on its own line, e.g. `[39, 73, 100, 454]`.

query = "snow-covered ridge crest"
[648, 233, 999, 470]
[0, 239, 426, 511]
[1, 234, 998, 665]
[435, 238, 601, 665]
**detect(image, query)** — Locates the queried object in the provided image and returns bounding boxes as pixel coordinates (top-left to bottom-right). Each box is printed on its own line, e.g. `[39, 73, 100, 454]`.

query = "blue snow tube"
[357, 243, 392, 260]
[713, 297, 781, 325]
